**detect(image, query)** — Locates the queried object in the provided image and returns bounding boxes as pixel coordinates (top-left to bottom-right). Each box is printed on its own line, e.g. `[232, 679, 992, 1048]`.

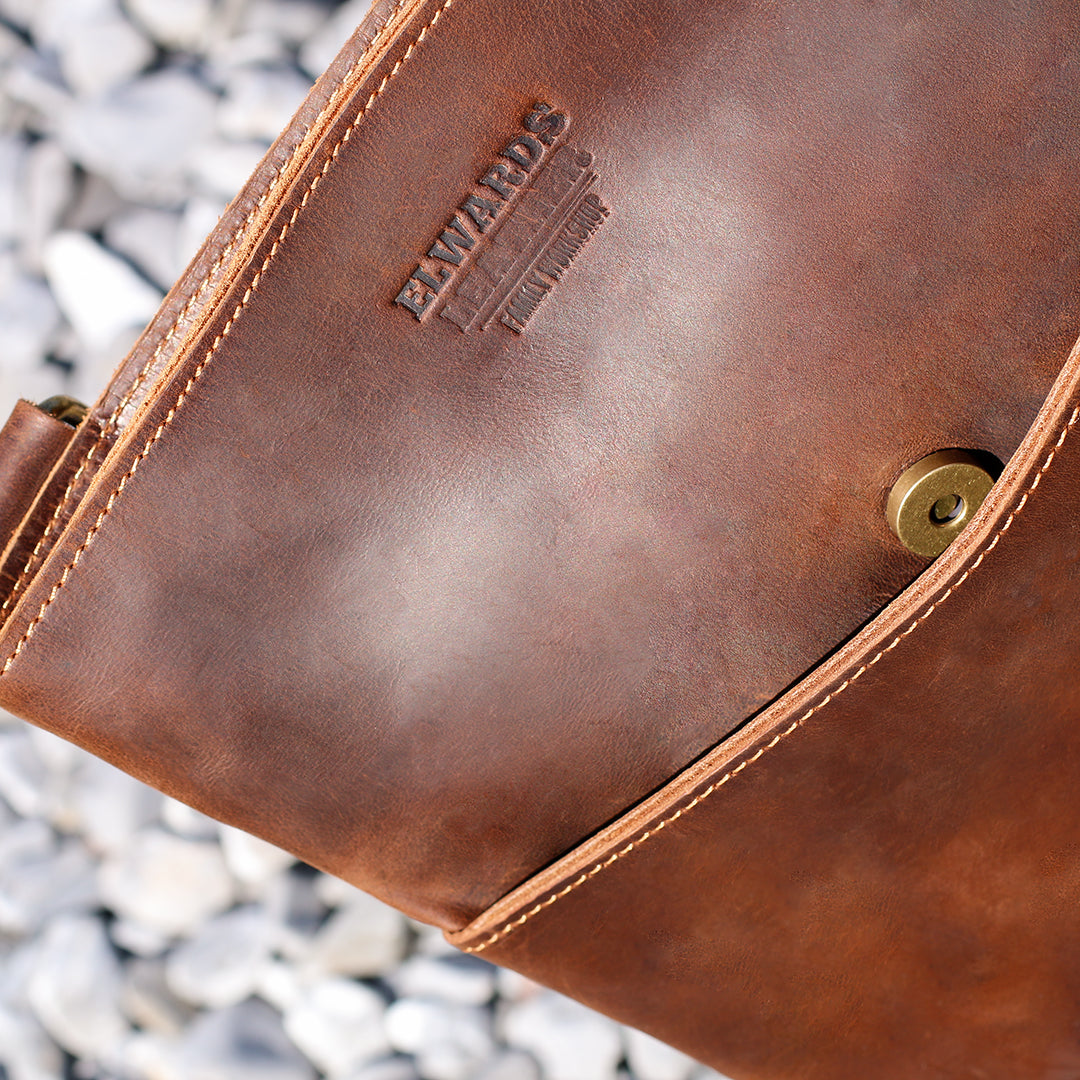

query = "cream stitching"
[461, 404, 1080, 954]
[1, 162, 290, 621]
[0, 0, 416, 622]
[0, 0, 452, 676]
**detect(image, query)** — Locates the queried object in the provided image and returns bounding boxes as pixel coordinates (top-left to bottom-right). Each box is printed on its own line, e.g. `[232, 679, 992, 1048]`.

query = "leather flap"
[0, 0, 1077, 935]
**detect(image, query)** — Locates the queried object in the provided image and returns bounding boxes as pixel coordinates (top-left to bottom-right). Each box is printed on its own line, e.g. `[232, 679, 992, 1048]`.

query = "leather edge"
[0, 0, 416, 630]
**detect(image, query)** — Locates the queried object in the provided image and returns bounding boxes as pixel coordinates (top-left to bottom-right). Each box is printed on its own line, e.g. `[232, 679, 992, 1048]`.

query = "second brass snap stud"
[886, 449, 1001, 559]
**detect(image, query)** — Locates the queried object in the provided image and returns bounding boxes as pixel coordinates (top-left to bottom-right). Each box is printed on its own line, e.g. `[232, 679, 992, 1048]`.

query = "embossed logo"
[394, 104, 608, 333]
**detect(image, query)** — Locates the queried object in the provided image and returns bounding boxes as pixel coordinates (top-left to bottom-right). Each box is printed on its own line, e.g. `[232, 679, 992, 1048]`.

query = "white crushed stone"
[103, 205, 183, 289]
[501, 991, 625, 1080]
[165, 904, 274, 1009]
[26, 914, 128, 1060]
[625, 1029, 700, 1080]
[298, 0, 374, 78]
[57, 69, 218, 204]
[0, 1005, 65, 1080]
[216, 64, 313, 142]
[219, 822, 297, 889]
[385, 998, 496, 1080]
[126, 0, 216, 52]
[301, 889, 409, 979]
[0, 0, 36, 29]
[282, 977, 391, 1076]
[43, 230, 162, 350]
[18, 139, 75, 275]
[387, 954, 498, 1006]
[41, 0, 155, 98]
[99, 829, 236, 936]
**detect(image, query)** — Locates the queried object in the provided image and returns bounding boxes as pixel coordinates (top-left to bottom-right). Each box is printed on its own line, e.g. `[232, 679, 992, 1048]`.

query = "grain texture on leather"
[451, 342, 1080, 1078]
[0, 0, 1077, 930]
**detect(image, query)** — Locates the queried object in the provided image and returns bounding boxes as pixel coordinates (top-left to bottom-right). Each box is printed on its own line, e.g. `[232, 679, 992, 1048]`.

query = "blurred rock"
[313, 871, 365, 907]
[103, 206, 181, 289]
[114, 1031, 177, 1080]
[165, 905, 273, 1009]
[241, 0, 327, 45]
[625, 1029, 698, 1080]
[387, 954, 497, 1007]
[298, 0, 372, 79]
[61, 16, 153, 100]
[217, 65, 312, 143]
[18, 139, 74, 274]
[32, 0, 154, 98]
[502, 991, 624, 1080]
[410, 919, 461, 959]
[384, 999, 495, 1080]
[204, 30, 291, 80]
[27, 915, 128, 1060]
[127, 0, 215, 52]
[254, 957, 308, 1013]
[0, 18, 23, 57]
[28, 0, 84, 49]
[99, 829, 235, 936]
[0, 819, 53, 876]
[473, 1051, 542, 1080]
[190, 137, 271, 201]
[0, 49, 30, 132]
[43, 229, 161, 350]
[67, 320, 141, 407]
[0, 0, 35, 31]
[23, 727, 82, 782]
[0, 935, 42, 1012]
[283, 978, 390, 1077]
[173, 999, 316, 1080]
[0, 134, 28, 247]
[0, 272, 66, 404]
[0, 1005, 65, 1080]
[161, 795, 221, 840]
[121, 957, 198, 1037]
[63, 754, 162, 854]
[494, 968, 543, 1003]
[263, 867, 327, 961]
[58, 69, 217, 204]
[177, 195, 226, 265]
[219, 823, 296, 889]
[109, 917, 174, 959]
[62, 171, 128, 233]
[3, 47, 74, 133]
[303, 889, 408, 979]
[0, 833, 99, 935]
[0, 731, 50, 819]
[340, 1061, 421, 1080]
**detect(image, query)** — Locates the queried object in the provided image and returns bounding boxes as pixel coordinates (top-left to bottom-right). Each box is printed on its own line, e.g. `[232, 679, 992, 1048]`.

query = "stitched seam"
[461, 404, 1080, 955]
[0, 0, 452, 675]
[0, 0, 416, 622]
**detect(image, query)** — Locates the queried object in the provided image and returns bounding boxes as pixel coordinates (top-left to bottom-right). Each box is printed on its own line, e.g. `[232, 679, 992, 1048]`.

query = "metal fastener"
[38, 395, 88, 428]
[886, 449, 1001, 558]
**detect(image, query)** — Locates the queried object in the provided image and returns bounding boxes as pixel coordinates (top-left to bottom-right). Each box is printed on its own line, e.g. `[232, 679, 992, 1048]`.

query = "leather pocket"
[449, 342, 1080, 1079]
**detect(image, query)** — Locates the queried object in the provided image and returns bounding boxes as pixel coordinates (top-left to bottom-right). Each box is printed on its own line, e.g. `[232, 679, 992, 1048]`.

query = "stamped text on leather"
[394, 103, 609, 332]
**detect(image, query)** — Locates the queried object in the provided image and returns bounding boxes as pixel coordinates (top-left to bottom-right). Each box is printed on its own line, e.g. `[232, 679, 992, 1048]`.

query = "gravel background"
[0, 2, 736, 1079]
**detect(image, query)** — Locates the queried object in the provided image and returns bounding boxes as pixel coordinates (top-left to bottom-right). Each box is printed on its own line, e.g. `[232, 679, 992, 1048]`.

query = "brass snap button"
[37, 395, 88, 428]
[886, 449, 1002, 558]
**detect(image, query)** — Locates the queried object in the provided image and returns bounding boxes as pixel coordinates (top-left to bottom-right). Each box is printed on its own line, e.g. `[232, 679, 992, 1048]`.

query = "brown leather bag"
[2, 1, 1080, 1076]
